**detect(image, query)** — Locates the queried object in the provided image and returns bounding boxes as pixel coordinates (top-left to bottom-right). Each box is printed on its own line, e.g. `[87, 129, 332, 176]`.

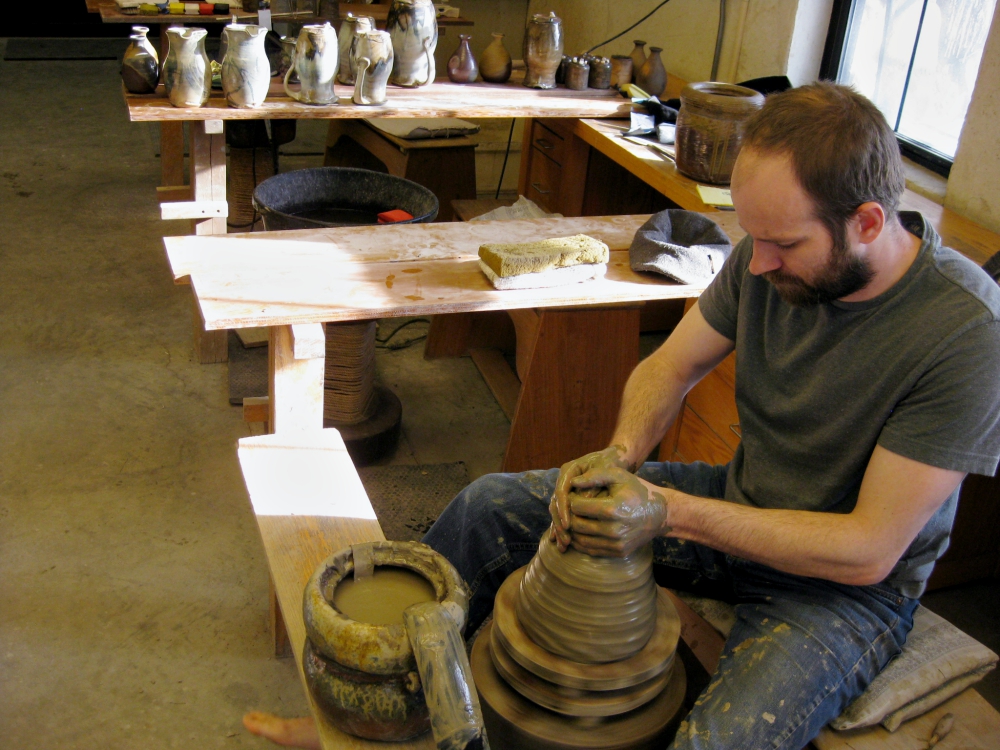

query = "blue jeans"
[423, 462, 917, 750]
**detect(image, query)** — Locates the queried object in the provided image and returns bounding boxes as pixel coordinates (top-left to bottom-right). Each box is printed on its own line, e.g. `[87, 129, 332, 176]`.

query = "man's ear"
[853, 202, 887, 244]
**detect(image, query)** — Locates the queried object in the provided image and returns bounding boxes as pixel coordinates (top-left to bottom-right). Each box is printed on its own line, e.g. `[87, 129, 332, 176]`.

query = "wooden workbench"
[165, 213, 744, 472]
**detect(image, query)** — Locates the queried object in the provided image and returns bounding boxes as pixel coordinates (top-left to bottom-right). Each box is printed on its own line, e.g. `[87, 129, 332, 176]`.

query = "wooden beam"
[269, 325, 324, 434]
[160, 200, 229, 221]
[469, 348, 521, 421]
[243, 396, 270, 425]
[291, 323, 326, 360]
[156, 185, 192, 203]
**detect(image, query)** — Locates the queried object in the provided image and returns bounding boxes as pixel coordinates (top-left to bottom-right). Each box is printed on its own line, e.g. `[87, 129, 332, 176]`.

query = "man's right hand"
[550, 445, 636, 551]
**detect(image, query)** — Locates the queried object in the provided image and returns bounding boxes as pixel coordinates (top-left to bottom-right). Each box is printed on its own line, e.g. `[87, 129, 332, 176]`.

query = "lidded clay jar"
[523, 11, 563, 89]
[675, 81, 765, 185]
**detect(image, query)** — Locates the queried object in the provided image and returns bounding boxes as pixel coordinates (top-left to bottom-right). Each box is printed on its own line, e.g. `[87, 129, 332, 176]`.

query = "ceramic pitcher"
[222, 23, 270, 108]
[523, 11, 563, 89]
[352, 29, 393, 105]
[337, 13, 374, 85]
[121, 26, 159, 94]
[284, 22, 339, 106]
[386, 0, 437, 87]
[163, 27, 211, 108]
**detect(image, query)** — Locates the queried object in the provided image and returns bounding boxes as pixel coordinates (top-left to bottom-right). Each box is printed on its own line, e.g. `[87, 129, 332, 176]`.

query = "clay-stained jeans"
[422, 462, 918, 750]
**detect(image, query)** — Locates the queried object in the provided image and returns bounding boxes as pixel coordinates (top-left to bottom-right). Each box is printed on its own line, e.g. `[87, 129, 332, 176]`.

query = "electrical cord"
[586, 0, 673, 54]
[376, 318, 431, 350]
[494, 117, 517, 200]
[710, 0, 726, 81]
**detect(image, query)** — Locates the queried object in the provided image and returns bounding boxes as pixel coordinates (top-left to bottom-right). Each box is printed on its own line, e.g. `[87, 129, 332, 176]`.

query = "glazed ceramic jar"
[163, 27, 211, 108]
[479, 31, 512, 83]
[446, 34, 477, 83]
[221, 22, 270, 108]
[588, 56, 612, 89]
[337, 13, 374, 85]
[675, 82, 765, 184]
[121, 26, 159, 93]
[352, 29, 394, 105]
[284, 22, 340, 105]
[387, 0, 437, 87]
[637, 45, 667, 98]
[564, 57, 589, 91]
[523, 11, 563, 89]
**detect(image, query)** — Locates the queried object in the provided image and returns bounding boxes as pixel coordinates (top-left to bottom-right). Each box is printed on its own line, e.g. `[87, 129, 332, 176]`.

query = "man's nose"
[748, 242, 782, 275]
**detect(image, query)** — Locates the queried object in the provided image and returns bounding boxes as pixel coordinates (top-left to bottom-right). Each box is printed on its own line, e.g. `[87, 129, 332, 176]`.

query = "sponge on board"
[478, 234, 610, 278]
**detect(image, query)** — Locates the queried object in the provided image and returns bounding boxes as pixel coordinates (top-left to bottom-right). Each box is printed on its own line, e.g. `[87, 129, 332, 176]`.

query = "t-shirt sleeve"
[878, 319, 1000, 476]
[697, 234, 751, 341]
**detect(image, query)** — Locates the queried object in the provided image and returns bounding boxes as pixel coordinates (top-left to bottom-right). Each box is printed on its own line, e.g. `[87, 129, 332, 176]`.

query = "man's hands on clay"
[551, 462, 670, 557]
[550, 445, 637, 549]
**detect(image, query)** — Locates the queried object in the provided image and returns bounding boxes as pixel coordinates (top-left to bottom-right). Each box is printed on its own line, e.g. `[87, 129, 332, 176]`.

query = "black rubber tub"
[252, 167, 439, 230]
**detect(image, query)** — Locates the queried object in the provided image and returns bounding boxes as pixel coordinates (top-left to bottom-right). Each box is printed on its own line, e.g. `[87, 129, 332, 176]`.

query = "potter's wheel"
[470, 565, 687, 749]
[471, 620, 686, 750]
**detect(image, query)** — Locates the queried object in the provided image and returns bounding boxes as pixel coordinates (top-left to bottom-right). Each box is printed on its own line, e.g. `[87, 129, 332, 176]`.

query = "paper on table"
[696, 185, 734, 207]
[469, 196, 563, 222]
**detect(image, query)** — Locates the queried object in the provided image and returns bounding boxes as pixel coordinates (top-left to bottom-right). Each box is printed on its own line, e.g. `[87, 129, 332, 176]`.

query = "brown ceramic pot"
[480, 31, 512, 83]
[637, 46, 667, 97]
[447, 34, 478, 83]
[629, 39, 647, 83]
[610, 54, 632, 89]
[523, 11, 563, 89]
[675, 82, 765, 184]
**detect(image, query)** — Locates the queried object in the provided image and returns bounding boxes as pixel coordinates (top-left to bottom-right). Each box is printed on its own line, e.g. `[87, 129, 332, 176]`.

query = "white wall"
[946, 4, 1000, 235]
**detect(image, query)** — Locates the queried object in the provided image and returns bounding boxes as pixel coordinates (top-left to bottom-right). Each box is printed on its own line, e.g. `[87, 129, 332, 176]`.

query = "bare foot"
[243, 711, 320, 749]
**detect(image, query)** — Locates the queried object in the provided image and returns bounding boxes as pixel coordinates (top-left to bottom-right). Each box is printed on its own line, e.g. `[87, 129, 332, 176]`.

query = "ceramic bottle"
[629, 40, 646, 83]
[446, 34, 477, 83]
[284, 22, 340, 105]
[163, 27, 212, 108]
[523, 11, 562, 89]
[352, 29, 394, 105]
[387, 0, 437, 87]
[337, 14, 374, 85]
[121, 26, 159, 93]
[222, 23, 270, 108]
[479, 32, 512, 83]
[610, 55, 632, 89]
[637, 46, 667, 98]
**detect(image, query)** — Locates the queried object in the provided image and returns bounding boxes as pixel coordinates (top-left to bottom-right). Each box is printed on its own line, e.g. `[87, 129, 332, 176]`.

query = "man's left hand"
[564, 467, 670, 557]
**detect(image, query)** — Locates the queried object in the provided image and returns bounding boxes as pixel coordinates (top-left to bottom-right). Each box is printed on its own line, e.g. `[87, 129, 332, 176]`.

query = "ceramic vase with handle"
[479, 31, 511, 83]
[387, 0, 437, 87]
[163, 27, 211, 108]
[284, 22, 339, 105]
[352, 29, 393, 105]
[222, 23, 270, 108]
[446, 34, 477, 83]
[121, 26, 159, 94]
[523, 11, 563, 89]
[337, 14, 374, 85]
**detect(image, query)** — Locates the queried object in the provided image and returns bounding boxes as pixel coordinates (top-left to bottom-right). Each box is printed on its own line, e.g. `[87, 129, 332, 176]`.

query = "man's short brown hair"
[741, 82, 906, 247]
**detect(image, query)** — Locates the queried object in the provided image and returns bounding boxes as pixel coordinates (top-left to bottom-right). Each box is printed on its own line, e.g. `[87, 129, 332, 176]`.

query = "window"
[821, 0, 997, 175]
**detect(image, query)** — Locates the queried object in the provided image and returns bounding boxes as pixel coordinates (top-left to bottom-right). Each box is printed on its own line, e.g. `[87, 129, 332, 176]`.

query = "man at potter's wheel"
[245, 83, 1000, 749]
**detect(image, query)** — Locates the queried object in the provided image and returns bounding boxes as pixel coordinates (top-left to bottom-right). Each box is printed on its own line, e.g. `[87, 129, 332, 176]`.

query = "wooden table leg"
[189, 120, 229, 363]
[268, 323, 326, 435]
[156, 23, 186, 193]
[501, 305, 642, 473]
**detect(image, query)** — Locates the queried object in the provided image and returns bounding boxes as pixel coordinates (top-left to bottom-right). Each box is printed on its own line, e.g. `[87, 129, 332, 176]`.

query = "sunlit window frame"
[820, 0, 963, 177]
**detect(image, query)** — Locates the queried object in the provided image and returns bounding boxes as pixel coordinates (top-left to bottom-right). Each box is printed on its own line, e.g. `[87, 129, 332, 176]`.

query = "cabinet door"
[526, 149, 562, 213]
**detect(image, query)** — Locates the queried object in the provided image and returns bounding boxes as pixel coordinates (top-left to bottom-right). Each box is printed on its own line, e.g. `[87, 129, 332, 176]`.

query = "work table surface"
[126, 75, 633, 121]
[164, 214, 746, 330]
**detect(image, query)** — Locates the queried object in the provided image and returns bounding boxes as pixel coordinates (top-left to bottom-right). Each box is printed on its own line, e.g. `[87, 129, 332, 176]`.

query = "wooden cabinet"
[517, 118, 588, 216]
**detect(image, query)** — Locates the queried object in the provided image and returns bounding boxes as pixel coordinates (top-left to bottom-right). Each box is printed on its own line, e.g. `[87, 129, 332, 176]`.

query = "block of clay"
[478, 234, 610, 278]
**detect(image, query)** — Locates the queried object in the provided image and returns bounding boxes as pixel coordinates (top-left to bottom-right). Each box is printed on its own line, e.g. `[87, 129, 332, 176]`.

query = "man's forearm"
[610, 355, 689, 471]
[654, 485, 894, 586]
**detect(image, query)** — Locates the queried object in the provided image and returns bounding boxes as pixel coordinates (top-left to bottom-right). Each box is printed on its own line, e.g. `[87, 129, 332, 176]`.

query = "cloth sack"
[365, 118, 480, 140]
[629, 209, 732, 285]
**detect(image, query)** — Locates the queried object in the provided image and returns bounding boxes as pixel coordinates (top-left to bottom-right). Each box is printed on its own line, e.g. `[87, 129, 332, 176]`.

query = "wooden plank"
[502, 305, 641, 473]
[124, 75, 632, 122]
[191, 293, 228, 364]
[292, 323, 326, 361]
[684, 369, 742, 452]
[269, 325, 324, 434]
[160, 200, 229, 221]
[156, 185, 191, 203]
[243, 396, 270, 425]
[900, 190, 998, 265]
[163, 214, 747, 331]
[160, 122, 185, 189]
[237, 429, 435, 750]
[190, 121, 227, 235]
[469, 348, 520, 421]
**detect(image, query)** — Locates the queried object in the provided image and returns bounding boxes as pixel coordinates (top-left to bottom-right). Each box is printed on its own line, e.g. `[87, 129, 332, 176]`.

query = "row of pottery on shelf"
[443, 32, 512, 83]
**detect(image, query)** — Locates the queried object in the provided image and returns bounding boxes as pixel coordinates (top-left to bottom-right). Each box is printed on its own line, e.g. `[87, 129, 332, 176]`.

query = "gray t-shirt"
[698, 212, 1000, 598]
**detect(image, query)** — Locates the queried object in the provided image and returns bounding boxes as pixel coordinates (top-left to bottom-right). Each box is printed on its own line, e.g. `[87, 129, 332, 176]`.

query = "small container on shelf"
[564, 57, 589, 91]
[610, 55, 632, 89]
[588, 56, 611, 89]
[480, 32, 512, 83]
[447, 34, 478, 83]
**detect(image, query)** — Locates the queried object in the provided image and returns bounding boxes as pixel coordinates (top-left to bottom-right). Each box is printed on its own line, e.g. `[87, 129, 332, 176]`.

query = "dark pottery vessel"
[588, 56, 611, 89]
[675, 82, 765, 184]
[564, 58, 589, 90]
[637, 45, 666, 97]
[447, 34, 477, 82]
[121, 27, 159, 93]
[610, 54, 632, 89]
[629, 40, 647, 83]
[523, 11, 562, 89]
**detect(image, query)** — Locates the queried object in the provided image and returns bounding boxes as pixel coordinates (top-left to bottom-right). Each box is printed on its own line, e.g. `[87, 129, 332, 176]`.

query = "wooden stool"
[324, 120, 477, 222]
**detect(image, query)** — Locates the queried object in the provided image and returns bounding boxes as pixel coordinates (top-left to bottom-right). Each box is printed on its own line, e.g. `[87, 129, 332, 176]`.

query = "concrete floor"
[0, 42, 997, 750]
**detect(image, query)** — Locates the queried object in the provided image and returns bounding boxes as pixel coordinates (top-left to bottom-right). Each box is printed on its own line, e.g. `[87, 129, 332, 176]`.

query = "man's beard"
[763, 232, 874, 306]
